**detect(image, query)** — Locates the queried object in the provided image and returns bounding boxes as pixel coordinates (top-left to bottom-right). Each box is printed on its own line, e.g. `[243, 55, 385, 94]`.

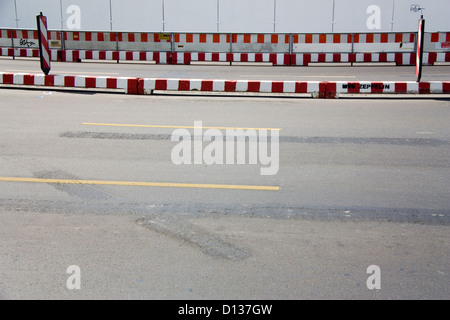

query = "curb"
[0, 72, 139, 94]
[1, 72, 450, 98]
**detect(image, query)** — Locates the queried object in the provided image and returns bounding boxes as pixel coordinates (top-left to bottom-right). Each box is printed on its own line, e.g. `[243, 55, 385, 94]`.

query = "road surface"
[0, 59, 449, 300]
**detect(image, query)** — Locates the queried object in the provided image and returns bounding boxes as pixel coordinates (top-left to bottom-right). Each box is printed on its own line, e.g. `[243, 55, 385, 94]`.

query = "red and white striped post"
[36, 12, 51, 75]
[416, 15, 425, 82]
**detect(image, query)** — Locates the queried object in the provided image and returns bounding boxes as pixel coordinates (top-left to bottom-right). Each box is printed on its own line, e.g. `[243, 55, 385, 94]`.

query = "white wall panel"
[164, 0, 217, 32]
[15, 0, 61, 29]
[61, 0, 110, 31]
[0, 0, 17, 28]
[333, 0, 395, 33]
[220, 0, 274, 33]
[393, 0, 450, 32]
[111, 0, 163, 32]
[276, 0, 333, 33]
[0, 0, 448, 33]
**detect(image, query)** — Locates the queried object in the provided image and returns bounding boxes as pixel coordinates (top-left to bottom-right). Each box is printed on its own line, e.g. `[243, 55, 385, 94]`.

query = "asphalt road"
[0, 60, 449, 300]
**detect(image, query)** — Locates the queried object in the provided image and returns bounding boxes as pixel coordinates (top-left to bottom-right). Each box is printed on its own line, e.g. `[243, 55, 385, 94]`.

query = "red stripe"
[3, 73, 14, 84]
[44, 75, 54, 87]
[333, 34, 340, 43]
[428, 52, 437, 65]
[198, 52, 206, 61]
[318, 53, 326, 63]
[107, 78, 117, 89]
[85, 77, 96, 88]
[395, 53, 403, 66]
[419, 82, 431, 94]
[72, 50, 80, 62]
[224, 81, 237, 92]
[255, 53, 263, 63]
[155, 79, 167, 90]
[324, 82, 336, 99]
[395, 83, 407, 93]
[443, 82, 450, 93]
[347, 82, 360, 93]
[248, 81, 261, 92]
[24, 74, 35, 85]
[348, 53, 356, 63]
[371, 82, 384, 93]
[127, 79, 139, 94]
[431, 33, 440, 42]
[303, 53, 311, 66]
[272, 82, 284, 93]
[201, 80, 213, 91]
[178, 80, 190, 91]
[295, 82, 308, 93]
[152, 52, 160, 64]
[64, 76, 75, 87]
[183, 52, 191, 64]
[319, 34, 327, 44]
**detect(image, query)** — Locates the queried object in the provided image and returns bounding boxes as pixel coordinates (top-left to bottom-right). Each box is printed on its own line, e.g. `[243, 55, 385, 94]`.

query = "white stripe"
[283, 81, 295, 93]
[117, 77, 129, 90]
[235, 80, 248, 92]
[75, 76, 85, 87]
[54, 75, 65, 86]
[190, 79, 202, 91]
[213, 80, 225, 91]
[259, 81, 272, 93]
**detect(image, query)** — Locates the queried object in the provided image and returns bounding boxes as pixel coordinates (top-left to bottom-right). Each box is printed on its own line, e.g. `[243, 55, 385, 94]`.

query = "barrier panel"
[1, 72, 449, 98]
[1, 29, 449, 66]
[0, 72, 139, 94]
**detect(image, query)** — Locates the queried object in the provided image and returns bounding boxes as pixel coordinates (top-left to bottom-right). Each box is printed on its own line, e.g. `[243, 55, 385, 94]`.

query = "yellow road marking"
[0, 177, 279, 191]
[82, 122, 282, 131]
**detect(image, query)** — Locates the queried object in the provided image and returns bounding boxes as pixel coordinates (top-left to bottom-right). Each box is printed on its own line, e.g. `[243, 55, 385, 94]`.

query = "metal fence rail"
[1, 29, 449, 66]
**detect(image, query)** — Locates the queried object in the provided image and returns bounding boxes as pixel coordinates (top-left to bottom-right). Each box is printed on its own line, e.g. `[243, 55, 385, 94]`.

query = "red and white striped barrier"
[326, 81, 450, 98]
[1, 29, 450, 66]
[139, 78, 325, 97]
[1, 72, 449, 98]
[0, 72, 139, 94]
